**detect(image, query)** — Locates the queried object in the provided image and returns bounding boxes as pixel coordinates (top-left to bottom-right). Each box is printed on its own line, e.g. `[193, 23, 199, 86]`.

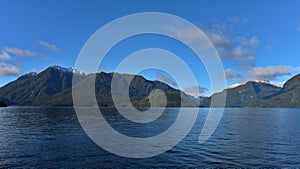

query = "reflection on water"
[0, 107, 299, 167]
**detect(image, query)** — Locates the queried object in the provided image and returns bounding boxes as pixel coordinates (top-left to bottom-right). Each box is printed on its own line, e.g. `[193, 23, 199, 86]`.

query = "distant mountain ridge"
[202, 76, 300, 108]
[246, 74, 300, 108]
[202, 81, 282, 107]
[1, 65, 300, 108]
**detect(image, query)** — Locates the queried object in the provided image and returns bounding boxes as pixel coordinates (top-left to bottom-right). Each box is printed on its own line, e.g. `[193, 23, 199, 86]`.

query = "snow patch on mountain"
[51, 65, 85, 75]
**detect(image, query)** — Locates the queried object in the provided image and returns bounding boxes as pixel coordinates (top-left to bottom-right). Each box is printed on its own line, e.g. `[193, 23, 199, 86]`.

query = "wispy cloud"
[238, 36, 259, 48]
[171, 26, 211, 50]
[206, 23, 259, 69]
[185, 21, 296, 85]
[170, 25, 259, 71]
[224, 65, 297, 85]
[38, 40, 59, 51]
[171, 25, 234, 51]
[183, 85, 208, 97]
[2, 47, 37, 57]
[248, 65, 295, 80]
[0, 62, 20, 76]
[170, 23, 278, 90]
[0, 52, 13, 61]
[216, 35, 259, 70]
[170, 22, 298, 88]
[207, 22, 298, 85]
[223, 68, 241, 81]
[0, 46, 39, 77]
[0, 50, 22, 65]
[205, 30, 232, 50]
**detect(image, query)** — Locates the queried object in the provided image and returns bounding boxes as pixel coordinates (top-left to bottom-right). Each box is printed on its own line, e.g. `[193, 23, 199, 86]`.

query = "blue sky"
[1, 0, 300, 96]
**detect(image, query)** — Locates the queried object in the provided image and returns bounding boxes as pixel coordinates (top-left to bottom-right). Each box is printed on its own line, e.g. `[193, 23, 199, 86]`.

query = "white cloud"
[205, 27, 259, 70]
[171, 26, 211, 50]
[0, 52, 12, 61]
[0, 62, 20, 76]
[248, 65, 295, 80]
[0, 50, 22, 65]
[238, 36, 259, 48]
[2, 46, 37, 57]
[0, 46, 39, 77]
[205, 31, 232, 49]
[169, 23, 297, 88]
[170, 25, 258, 70]
[171, 26, 232, 51]
[225, 65, 297, 83]
[183, 85, 208, 97]
[222, 36, 259, 69]
[38, 40, 59, 51]
[297, 23, 300, 31]
[230, 47, 255, 62]
[223, 68, 241, 80]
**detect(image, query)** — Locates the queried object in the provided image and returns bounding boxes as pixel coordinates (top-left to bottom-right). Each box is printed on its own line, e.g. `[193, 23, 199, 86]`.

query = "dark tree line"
[0, 100, 7, 107]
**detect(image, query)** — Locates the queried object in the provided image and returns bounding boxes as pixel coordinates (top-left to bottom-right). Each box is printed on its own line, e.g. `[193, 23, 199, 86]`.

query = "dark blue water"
[0, 107, 299, 168]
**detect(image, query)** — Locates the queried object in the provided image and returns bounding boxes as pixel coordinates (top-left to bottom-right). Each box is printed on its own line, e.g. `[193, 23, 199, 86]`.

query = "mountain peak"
[249, 80, 270, 84]
[226, 80, 272, 90]
[49, 65, 85, 76]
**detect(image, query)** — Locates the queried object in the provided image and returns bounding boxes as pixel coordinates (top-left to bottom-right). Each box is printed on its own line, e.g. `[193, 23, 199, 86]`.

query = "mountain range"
[0, 65, 198, 107]
[0, 65, 299, 108]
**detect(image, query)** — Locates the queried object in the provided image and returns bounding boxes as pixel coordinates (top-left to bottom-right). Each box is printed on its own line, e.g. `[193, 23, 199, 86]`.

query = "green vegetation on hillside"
[202, 81, 281, 107]
[246, 74, 300, 108]
[0, 66, 199, 107]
